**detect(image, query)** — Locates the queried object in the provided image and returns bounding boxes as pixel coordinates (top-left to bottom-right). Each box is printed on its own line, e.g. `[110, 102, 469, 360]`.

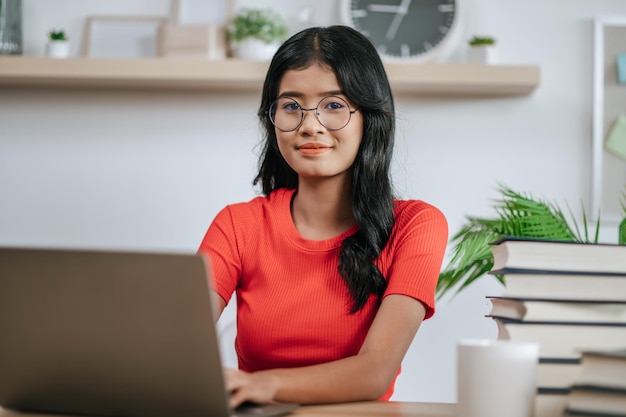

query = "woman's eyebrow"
[277, 91, 303, 99]
[277, 90, 346, 99]
[323, 90, 345, 96]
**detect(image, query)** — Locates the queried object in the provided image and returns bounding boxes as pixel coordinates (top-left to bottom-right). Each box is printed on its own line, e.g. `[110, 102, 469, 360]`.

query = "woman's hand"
[224, 368, 282, 408]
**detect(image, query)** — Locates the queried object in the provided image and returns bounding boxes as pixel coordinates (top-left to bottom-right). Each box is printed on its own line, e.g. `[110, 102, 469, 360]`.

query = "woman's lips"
[298, 144, 331, 155]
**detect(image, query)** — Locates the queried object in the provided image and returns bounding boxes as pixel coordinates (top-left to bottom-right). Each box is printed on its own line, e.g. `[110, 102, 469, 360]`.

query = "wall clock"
[341, 0, 462, 62]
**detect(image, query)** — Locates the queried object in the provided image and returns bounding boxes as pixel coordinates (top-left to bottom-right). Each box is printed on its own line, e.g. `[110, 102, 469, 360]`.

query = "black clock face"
[348, 0, 457, 59]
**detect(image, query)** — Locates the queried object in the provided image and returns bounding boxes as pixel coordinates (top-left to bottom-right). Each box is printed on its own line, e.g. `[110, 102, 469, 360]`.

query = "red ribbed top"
[198, 188, 448, 400]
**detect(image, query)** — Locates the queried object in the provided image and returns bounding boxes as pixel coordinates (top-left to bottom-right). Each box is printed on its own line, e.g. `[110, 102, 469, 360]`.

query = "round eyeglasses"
[268, 96, 358, 132]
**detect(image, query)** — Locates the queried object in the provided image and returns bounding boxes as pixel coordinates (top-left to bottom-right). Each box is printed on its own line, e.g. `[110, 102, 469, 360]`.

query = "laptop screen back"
[0, 247, 231, 417]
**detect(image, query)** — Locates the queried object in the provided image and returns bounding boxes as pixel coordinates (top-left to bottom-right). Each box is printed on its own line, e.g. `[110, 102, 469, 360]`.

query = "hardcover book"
[565, 385, 626, 417]
[495, 271, 626, 301]
[575, 348, 626, 389]
[490, 237, 626, 274]
[488, 297, 626, 323]
[492, 318, 626, 360]
[537, 359, 582, 390]
[536, 390, 570, 417]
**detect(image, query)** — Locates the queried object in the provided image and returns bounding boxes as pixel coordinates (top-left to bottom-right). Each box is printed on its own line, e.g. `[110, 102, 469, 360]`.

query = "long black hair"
[254, 25, 396, 313]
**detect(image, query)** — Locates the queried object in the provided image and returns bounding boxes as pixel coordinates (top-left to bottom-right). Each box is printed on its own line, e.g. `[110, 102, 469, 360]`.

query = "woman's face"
[274, 64, 363, 182]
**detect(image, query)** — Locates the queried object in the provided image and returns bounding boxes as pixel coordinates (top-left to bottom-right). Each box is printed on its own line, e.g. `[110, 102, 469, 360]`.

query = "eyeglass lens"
[269, 96, 353, 132]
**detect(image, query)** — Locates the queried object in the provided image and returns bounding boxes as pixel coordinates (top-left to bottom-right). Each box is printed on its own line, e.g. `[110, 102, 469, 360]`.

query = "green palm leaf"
[436, 185, 595, 299]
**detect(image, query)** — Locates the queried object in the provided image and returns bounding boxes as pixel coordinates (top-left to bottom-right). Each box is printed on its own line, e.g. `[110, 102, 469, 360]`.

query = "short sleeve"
[383, 202, 448, 319]
[197, 206, 243, 304]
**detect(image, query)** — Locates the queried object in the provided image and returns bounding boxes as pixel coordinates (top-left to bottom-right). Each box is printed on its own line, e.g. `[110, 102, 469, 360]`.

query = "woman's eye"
[325, 101, 344, 110]
[282, 102, 301, 112]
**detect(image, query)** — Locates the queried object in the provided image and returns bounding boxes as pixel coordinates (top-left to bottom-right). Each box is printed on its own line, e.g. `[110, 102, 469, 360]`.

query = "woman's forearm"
[264, 350, 395, 404]
[227, 294, 426, 407]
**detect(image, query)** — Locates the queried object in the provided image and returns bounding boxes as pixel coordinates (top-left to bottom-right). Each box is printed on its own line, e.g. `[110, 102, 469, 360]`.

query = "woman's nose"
[299, 109, 324, 132]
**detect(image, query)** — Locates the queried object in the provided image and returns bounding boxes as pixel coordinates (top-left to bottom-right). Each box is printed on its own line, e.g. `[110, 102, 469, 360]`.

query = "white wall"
[2, 0, 625, 403]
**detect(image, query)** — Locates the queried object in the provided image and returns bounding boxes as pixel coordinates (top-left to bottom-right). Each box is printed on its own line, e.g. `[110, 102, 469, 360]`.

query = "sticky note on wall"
[606, 115, 626, 161]
[618, 53, 626, 84]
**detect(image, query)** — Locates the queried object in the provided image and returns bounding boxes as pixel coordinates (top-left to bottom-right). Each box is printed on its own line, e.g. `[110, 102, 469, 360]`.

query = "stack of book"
[486, 237, 626, 416]
[564, 348, 626, 416]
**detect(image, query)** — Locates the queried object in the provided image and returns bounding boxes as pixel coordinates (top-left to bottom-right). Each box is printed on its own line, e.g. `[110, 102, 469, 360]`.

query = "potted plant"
[228, 8, 289, 60]
[467, 35, 496, 64]
[46, 29, 70, 58]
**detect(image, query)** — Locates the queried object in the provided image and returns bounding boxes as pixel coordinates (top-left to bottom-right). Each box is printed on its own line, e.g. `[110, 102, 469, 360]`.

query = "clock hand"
[367, 4, 402, 13]
[385, 0, 412, 41]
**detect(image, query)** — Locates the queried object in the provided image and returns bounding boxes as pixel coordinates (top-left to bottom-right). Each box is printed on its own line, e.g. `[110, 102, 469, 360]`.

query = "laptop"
[0, 247, 298, 417]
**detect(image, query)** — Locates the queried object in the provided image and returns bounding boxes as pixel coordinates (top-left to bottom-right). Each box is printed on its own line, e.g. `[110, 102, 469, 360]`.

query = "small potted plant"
[467, 35, 496, 64]
[46, 29, 70, 59]
[228, 8, 289, 60]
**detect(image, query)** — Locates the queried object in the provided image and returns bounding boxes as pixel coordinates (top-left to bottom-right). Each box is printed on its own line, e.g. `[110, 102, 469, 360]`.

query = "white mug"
[457, 339, 538, 417]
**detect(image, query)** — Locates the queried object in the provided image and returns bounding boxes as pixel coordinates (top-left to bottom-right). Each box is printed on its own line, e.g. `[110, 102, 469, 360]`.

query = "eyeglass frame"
[267, 95, 358, 132]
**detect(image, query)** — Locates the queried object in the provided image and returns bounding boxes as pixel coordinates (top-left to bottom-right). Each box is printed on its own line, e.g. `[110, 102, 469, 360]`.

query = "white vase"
[234, 39, 279, 61]
[467, 45, 497, 64]
[46, 40, 70, 59]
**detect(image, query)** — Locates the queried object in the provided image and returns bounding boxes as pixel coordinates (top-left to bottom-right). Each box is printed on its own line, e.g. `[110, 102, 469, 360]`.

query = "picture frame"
[172, 0, 232, 25]
[591, 17, 626, 223]
[158, 23, 227, 60]
[82, 15, 166, 58]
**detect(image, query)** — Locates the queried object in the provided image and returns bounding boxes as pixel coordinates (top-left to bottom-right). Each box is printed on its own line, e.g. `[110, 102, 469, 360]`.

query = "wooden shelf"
[0, 56, 540, 96]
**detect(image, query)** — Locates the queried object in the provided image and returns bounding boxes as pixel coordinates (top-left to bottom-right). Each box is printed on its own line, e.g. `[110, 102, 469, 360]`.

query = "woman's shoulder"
[219, 188, 294, 220]
[392, 199, 448, 231]
[393, 199, 445, 218]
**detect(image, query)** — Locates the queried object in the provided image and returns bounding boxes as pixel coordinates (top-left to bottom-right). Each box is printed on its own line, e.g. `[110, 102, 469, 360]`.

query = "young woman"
[198, 25, 448, 407]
